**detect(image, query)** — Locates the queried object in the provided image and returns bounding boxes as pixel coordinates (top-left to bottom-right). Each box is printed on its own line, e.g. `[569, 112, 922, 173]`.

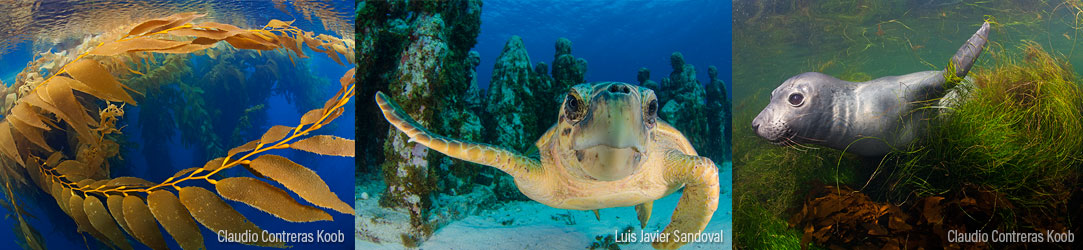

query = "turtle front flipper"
[653, 150, 720, 250]
[375, 92, 542, 179]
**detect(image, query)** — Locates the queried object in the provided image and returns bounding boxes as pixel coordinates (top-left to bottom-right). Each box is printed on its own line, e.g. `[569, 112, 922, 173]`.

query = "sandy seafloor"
[356, 162, 732, 249]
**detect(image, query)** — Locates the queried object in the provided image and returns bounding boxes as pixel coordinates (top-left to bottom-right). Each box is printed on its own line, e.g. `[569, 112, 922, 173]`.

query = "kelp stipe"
[0, 13, 356, 249]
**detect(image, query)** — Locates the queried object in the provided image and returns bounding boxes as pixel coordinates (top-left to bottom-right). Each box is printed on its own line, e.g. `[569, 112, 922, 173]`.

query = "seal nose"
[751, 113, 764, 135]
[607, 83, 632, 94]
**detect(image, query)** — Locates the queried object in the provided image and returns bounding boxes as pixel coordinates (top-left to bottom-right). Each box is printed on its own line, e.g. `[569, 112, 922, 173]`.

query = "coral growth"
[657, 52, 710, 157]
[552, 37, 587, 91]
[358, 0, 486, 245]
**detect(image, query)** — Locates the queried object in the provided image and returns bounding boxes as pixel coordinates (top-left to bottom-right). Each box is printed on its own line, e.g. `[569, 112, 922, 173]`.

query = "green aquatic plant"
[891, 41, 1082, 226]
[0, 13, 356, 249]
[731, 91, 861, 249]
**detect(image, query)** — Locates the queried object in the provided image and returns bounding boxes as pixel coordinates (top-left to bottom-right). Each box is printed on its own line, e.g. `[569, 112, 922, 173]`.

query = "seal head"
[752, 72, 841, 146]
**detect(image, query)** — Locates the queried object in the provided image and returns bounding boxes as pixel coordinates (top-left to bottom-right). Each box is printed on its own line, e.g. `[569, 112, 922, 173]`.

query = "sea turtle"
[376, 82, 719, 249]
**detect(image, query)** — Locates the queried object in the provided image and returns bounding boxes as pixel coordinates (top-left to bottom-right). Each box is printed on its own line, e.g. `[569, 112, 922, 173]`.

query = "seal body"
[753, 71, 944, 156]
[752, 22, 991, 156]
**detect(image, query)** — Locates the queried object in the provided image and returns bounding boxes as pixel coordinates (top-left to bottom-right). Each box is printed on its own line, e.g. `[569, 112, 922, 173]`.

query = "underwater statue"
[376, 82, 719, 249]
[751, 22, 991, 156]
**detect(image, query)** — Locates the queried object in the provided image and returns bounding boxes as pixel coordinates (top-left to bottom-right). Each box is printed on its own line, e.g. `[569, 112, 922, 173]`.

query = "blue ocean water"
[442, 0, 733, 249]
[0, 1, 355, 249]
[476, 0, 731, 97]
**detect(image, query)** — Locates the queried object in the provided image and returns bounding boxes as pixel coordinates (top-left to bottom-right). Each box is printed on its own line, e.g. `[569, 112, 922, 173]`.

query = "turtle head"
[554, 82, 656, 181]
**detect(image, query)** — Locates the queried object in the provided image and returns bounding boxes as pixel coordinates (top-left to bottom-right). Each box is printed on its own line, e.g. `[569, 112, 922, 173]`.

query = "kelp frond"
[0, 13, 356, 250]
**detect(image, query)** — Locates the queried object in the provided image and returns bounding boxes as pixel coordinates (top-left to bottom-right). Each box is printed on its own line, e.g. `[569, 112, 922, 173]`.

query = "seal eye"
[788, 93, 804, 106]
[564, 93, 585, 122]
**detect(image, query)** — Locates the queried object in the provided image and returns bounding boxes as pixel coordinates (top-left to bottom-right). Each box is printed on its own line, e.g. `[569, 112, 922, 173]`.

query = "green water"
[732, 0, 1083, 247]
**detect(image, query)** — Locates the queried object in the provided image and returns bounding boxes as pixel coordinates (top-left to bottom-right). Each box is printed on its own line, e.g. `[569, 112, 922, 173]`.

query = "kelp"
[0, 13, 356, 249]
[791, 184, 1019, 249]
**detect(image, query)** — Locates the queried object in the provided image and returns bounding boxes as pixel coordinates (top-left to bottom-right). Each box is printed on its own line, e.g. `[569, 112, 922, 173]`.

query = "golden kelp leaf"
[260, 125, 293, 145]
[8, 117, 54, 151]
[147, 190, 203, 250]
[339, 68, 355, 88]
[90, 37, 189, 56]
[44, 78, 95, 141]
[178, 187, 286, 248]
[21, 92, 60, 120]
[168, 26, 236, 40]
[53, 70, 120, 105]
[26, 160, 45, 188]
[10, 104, 49, 129]
[321, 93, 340, 113]
[76, 179, 98, 189]
[165, 168, 199, 183]
[225, 34, 277, 50]
[242, 164, 270, 179]
[89, 179, 111, 189]
[0, 122, 24, 166]
[302, 35, 326, 53]
[64, 59, 138, 104]
[44, 151, 64, 167]
[126, 12, 205, 37]
[83, 196, 134, 250]
[290, 135, 354, 157]
[201, 157, 225, 171]
[123, 196, 169, 250]
[253, 30, 280, 44]
[69, 194, 112, 248]
[278, 35, 306, 58]
[228, 140, 259, 159]
[192, 37, 218, 45]
[52, 183, 70, 216]
[198, 22, 244, 34]
[323, 106, 344, 125]
[266, 19, 293, 29]
[105, 177, 154, 188]
[330, 43, 347, 65]
[249, 155, 352, 214]
[324, 47, 343, 66]
[55, 161, 90, 181]
[152, 43, 216, 54]
[298, 109, 324, 127]
[106, 196, 133, 236]
[216, 177, 332, 222]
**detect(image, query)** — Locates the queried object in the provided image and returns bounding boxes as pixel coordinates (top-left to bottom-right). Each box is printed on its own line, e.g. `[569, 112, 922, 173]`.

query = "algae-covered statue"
[376, 82, 719, 249]
[752, 22, 991, 156]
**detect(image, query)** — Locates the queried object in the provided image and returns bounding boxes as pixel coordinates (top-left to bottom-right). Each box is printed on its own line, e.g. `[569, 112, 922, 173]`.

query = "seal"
[752, 22, 991, 156]
[376, 82, 719, 249]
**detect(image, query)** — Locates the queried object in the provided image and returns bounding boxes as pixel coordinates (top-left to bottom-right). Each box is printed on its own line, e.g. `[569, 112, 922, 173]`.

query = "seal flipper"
[635, 201, 653, 229]
[592, 209, 600, 221]
[945, 21, 991, 87]
[654, 151, 720, 250]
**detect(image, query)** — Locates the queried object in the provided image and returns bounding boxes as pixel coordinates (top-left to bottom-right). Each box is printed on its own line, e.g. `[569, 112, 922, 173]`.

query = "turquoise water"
[356, 0, 731, 249]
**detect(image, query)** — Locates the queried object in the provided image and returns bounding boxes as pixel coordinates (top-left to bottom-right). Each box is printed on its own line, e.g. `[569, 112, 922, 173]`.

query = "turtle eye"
[646, 99, 658, 118]
[788, 93, 804, 106]
[643, 98, 658, 126]
[564, 93, 585, 122]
